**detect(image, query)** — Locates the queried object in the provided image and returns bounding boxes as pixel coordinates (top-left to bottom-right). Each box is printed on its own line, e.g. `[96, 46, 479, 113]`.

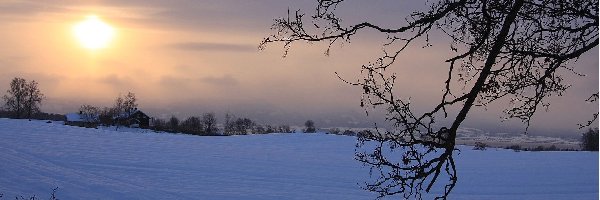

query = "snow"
[0, 118, 597, 199]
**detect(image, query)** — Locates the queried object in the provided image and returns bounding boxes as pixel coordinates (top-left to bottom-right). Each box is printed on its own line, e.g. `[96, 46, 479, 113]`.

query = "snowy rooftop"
[65, 113, 98, 122]
[65, 113, 83, 122]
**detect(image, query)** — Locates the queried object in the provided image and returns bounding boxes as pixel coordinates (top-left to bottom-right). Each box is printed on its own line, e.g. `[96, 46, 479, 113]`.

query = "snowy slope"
[0, 118, 597, 199]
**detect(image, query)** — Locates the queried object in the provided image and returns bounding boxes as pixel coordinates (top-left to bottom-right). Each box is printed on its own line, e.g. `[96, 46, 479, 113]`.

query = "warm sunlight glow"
[73, 15, 115, 50]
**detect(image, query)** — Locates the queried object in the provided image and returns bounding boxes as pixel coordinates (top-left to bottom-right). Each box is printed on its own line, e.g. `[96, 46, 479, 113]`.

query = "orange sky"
[0, 1, 597, 136]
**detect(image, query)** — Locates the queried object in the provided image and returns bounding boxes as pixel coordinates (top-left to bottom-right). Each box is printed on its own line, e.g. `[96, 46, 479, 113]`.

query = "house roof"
[114, 109, 149, 119]
[131, 110, 149, 118]
[65, 113, 83, 122]
[66, 113, 99, 122]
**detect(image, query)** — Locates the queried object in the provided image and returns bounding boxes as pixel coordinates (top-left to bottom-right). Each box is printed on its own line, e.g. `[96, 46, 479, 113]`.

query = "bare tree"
[234, 118, 254, 135]
[79, 104, 100, 124]
[99, 106, 116, 125]
[224, 112, 236, 135]
[181, 116, 203, 135]
[579, 93, 599, 128]
[304, 120, 316, 133]
[278, 125, 292, 133]
[202, 112, 218, 135]
[262, 0, 598, 199]
[580, 128, 599, 151]
[2, 77, 27, 118]
[113, 92, 138, 117]
[168, 115, 180, 132]
[224, 113, 256, 135]
[123, 92, 137, 116]
[23, 80, 43, 119]
[252, 124, 266, 134]
[2, 77, 44, 119]
[112, 92, 138, 128]
[150, 117, 167, 132]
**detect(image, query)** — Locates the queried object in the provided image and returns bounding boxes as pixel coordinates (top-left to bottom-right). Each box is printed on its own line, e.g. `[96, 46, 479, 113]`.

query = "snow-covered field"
[0, 118, 597, 199]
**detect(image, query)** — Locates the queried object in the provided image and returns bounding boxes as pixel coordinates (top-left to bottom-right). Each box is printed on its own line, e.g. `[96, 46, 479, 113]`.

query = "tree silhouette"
[111, 92, 138, 128]
[262, 0, 598, 199]
[2, 77, 44, 119]
[202, 112, 218, 135]
[113, 92, 138, 117]
[304, 120, 316, 133]
[79, 104, 100, 124]
[181, 116, 203, 135]
[581, 128, 599, 151]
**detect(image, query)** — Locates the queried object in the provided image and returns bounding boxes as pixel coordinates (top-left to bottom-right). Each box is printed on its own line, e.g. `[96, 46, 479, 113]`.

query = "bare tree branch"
[262, 0, 598, 199]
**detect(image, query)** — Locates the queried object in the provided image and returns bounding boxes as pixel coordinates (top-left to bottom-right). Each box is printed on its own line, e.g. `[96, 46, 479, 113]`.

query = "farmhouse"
[65, 112, 98, 128]
[66, 108, 150, 128]
[115, 109, 150, 128]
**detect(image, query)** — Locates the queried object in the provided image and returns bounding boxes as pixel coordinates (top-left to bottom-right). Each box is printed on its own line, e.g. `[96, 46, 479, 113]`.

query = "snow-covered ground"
[0, 118, 597, 199]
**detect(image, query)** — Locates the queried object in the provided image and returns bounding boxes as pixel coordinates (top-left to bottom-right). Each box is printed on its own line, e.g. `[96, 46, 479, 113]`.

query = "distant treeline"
[149, 112, 294, 136]
[0, 77, 335, 137]
[473, 141, 580, 152]
[0, 110, 65, 121]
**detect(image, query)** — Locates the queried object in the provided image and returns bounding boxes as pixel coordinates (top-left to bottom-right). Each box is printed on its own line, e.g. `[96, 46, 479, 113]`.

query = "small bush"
[507, 145, 521, 152]
[304, 120, 316, 133]
[473, 142, 487, 150]
[546, 145, 558, 151]
[328, 128, 341, 135]
[342, 130, 357, 136]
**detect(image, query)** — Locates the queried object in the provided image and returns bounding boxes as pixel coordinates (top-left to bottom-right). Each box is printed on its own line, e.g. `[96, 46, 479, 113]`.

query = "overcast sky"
[0, 0, 597, 137]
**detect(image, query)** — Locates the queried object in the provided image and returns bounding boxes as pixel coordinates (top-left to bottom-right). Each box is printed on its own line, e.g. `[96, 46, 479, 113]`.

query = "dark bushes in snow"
[581, 128, 599, 151]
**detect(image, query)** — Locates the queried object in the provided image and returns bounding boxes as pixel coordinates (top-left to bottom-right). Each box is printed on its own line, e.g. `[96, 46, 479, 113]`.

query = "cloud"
[99, 74, 132, 89]
[201, 74, 239, 86]
[159, 75, 192, 88]
[168, 42, 256, 53]
[0, 1, 62, 19]
[158, 74, 239, 89]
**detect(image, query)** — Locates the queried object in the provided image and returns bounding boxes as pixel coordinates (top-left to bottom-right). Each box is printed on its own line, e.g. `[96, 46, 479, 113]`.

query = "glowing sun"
[73, 15, 115, 50]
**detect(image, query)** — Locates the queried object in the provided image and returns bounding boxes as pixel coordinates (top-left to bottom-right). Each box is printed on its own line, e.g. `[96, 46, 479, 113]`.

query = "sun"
[72, 15, 115, 50]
